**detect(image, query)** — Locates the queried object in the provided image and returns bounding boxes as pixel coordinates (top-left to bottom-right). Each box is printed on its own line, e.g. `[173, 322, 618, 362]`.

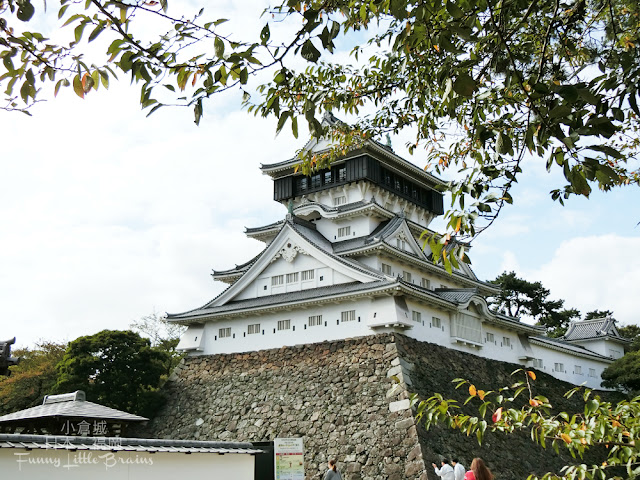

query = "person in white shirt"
[452, 458, 465, 480]
[432, 460, 455, 480]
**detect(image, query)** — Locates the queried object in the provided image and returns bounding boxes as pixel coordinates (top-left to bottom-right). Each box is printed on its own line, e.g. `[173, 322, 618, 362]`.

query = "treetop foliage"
[1, 0, 638, 269]
[54, 329, 171, 417]
[488, 270, 580, 337]
[0, 341, 66, 415]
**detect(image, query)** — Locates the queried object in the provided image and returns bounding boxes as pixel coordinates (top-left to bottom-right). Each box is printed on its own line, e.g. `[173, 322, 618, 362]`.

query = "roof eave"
[167, 282, 403, 324]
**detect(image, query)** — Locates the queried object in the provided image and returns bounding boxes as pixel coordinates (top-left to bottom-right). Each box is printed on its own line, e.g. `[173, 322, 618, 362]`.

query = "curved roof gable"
[564, 316, 631, 343]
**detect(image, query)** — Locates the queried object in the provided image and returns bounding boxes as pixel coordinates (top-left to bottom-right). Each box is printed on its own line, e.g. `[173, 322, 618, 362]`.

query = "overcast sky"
[1, 2, 638, 349]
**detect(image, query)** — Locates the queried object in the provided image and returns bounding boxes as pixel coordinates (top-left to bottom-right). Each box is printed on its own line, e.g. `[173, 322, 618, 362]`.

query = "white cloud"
[530, 235, 640, 326]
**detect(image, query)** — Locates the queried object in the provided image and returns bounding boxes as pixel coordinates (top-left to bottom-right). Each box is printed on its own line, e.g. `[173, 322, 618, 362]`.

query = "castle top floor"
[260, 123, 446, 230]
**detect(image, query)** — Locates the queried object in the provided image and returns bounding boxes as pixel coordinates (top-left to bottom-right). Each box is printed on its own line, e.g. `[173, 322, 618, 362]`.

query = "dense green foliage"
[618, 324, 640, 352]
[416, 370, 638, 480]
[488, 271, 580, 337]
[0, 341, 66, 415]
[1, 0, 638, 267]
[585, 310, 615, 320]
[54, 330, 171, 417]
[601, 350, 640, 394]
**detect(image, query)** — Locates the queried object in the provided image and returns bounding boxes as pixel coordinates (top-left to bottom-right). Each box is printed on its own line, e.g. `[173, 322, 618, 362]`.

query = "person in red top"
[464, 458, 494, 480]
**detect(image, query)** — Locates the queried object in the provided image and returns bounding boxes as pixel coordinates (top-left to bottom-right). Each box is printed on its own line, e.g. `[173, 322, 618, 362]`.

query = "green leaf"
[214, 37, 225, 58]
[194, 99, 203, 125]
[446, 1, 464, 19]
[74, 22, 87, 44]
[17, 1, 35, 22]
[300, 39, 321, 63]
[276, 111, 290, 135]
[260, 24, 270, 45]
[496, 132, 512, 155]
[549, 105, 572, 119]
[72, 75, 84, 98]
[453, 74, 476, 96]
[88, 25, 106, 43]
[239, 68, 248, 85]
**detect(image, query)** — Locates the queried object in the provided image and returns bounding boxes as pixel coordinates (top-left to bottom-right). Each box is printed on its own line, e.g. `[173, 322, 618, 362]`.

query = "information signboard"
[274, 437, 304, 480]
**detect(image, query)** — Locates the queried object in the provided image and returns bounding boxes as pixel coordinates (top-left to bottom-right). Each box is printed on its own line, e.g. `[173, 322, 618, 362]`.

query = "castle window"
[311, 174, 322, 188]
[341, 310, 356, 322]
[486, 332, 494, 343]
[589, 368, 597, 378]
[248, 324, 260, 335]
[554, 362, 564, 373]
[412, 311, 421, 323]
[338, 167, 347, 182]
[324, 171, 333, 184]
[402, 271, 412, 282]
[502, 337, 511, 347]
[432, 317, 441, 328]
[421, 278, 431, 289]
[532, 358, 543, 369]
[286, 272, 299, 283]
[277, 320, 291, 331]
[452, 313, 482, 344]
[308, 315, 323, 327]
[298, 177, 308, 191]
[381, 263, 392, 275]
[301, 269, 314, 281]
[574, 365, 582, 375]
[334, 196, 346, 206]
[271, 275, 284, 286]
[396, 238, 406, 250]
[337, 226, 351, 238]
[219, 327, 231, 338]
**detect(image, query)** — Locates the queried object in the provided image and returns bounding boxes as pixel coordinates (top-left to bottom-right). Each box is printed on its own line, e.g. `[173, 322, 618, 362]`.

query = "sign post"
[274, 438, 304, 480]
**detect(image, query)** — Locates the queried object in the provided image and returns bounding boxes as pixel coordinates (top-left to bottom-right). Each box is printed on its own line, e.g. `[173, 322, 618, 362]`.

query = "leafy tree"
[584, 309, 614, 320]
[488, 271, 580, 337]
[415, 370, 636, 480]
[1, 0, 638, 269]
[130, 311, 186, 375]
[0, 341, 66, 415]
[54, 330, 171, 417]
[601, 350, 640, 394]
[618, 324, 640, 352]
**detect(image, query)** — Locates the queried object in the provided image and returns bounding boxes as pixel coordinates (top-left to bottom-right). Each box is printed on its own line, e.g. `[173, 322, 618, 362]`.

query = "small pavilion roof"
[0, 391, 148, 425]
[0, 433, 262, 455]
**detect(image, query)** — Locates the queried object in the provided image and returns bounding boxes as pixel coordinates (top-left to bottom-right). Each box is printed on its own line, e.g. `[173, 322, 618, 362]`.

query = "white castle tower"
[169, 114, 629, 389]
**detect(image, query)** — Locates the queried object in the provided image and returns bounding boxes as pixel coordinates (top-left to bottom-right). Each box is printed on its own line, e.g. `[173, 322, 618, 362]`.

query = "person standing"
[452, 458, 465, 480]
[464, 458, 493, 480]
[432, 459, 455, 480]
[323, 459, 342, 480]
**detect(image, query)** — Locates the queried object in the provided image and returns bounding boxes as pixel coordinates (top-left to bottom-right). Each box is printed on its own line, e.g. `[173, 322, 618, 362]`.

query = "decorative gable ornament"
[271, 242, 309, 263]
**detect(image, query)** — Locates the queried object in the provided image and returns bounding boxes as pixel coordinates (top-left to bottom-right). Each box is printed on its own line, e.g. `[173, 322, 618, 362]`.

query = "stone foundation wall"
[144, 334, 612, 480]
[145, 335, 427, 480]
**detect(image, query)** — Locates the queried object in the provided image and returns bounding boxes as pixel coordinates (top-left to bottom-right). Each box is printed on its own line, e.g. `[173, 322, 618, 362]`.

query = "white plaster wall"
[200, 300, 374, 355]
[315, 215, 378, 241]
[0, 448, 255, 480]
[234, 253, 357, 301]
[298, 184, 364, 207]
[401, 299, 610, 389]
[363, 255, 466, 290]
[529, 342, 609, 389]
